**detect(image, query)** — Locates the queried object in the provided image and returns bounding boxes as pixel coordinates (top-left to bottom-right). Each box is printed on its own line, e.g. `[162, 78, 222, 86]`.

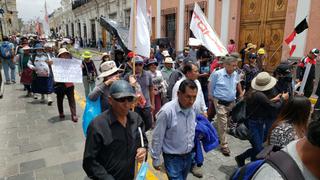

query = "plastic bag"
[82, 96, 101, 136]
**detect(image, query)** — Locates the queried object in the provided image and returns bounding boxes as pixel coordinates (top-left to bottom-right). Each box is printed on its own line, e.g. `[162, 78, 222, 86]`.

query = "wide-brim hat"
[98, 61, 122, 78]
[57, 48, 71, 57]
[251, 72, 277, 91]
[164, 57, 174, 64]
[101, 52, 110, 59]
[22, 46, 31, 50]
[82, 51, 92, 59]
[229, 52, 242, 61]
[245, 43, 257, 51]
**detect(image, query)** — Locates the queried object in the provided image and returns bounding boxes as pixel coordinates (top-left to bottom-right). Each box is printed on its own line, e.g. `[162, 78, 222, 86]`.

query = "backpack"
[230, 145, 305, 180]
[0, 42, 13, 59]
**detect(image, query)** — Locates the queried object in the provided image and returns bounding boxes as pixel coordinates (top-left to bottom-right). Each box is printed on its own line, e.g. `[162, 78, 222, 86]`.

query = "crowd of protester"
[1, 34, 320, 180]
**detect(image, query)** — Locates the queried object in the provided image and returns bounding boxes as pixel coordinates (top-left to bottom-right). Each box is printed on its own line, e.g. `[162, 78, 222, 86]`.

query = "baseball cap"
[109, 80, 136, 99]
[132, 56, 144, 64]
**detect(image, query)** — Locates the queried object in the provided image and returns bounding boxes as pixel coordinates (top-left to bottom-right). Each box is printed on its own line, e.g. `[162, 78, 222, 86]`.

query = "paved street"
[0, 51, 250, 180]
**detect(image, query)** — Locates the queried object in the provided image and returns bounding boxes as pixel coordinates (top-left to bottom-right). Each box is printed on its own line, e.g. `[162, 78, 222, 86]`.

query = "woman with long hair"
[268, 96, 311, 148]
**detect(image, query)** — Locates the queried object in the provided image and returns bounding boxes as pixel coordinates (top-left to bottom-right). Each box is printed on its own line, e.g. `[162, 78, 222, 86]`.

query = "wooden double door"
[239, 0, 288, 71]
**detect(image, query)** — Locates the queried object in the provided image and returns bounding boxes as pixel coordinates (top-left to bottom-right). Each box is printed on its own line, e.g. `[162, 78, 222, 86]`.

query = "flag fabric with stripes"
[285, 18, 308, 56]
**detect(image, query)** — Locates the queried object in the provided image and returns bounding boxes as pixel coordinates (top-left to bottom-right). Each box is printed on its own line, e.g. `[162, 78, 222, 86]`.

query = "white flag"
[128, 0, 150, 58]
[190, 3, 228, 56]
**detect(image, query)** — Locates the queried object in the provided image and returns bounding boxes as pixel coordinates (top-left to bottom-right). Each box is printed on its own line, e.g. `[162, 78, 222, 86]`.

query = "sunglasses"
[113, 96, 135, 103]
[135, 63, 144, 66]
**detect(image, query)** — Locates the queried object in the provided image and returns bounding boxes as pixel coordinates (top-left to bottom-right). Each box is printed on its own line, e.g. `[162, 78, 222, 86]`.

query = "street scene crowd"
[0, 31, 319, 180]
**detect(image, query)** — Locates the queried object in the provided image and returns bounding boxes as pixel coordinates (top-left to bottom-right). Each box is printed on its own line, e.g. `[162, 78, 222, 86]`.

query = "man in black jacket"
[83, 80, 148, 180]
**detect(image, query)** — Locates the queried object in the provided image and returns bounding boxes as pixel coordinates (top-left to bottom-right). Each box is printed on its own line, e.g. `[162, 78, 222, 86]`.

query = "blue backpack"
[230, 148, 304, 180]
[0, 42, 13, 59]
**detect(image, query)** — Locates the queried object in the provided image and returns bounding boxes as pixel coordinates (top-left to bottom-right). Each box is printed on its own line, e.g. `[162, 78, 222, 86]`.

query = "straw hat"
[251, 72, 277, 91]
[57, 48, 70, 57]
[82, 51, 92, 59]
[164, 57, 174, 64]
[245, 43, 257, 51]
[98, 61, 122, 78]
[22, 46, 31, 50]
[101, 52, 110, 59]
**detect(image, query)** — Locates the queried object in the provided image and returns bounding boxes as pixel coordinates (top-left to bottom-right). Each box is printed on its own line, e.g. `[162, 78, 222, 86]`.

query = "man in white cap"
[296, 48, 319, 98]
[161, 57, 175, 84]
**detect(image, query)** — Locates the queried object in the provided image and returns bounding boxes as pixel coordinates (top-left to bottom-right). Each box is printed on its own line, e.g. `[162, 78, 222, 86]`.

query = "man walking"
[0, 36, 15, 84]
[209, 56, 244, 156]
[83, 80, 148, 180]
[152, 79, 198, 180]
[172, 62, 207, 116]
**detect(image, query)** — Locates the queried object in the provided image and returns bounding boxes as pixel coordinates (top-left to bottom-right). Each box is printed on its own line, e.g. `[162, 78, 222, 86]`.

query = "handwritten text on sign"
[51, 58, 83, 83]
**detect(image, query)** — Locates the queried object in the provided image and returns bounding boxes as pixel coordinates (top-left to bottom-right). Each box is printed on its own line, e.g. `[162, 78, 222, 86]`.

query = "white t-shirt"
[252, 140, 317, 180]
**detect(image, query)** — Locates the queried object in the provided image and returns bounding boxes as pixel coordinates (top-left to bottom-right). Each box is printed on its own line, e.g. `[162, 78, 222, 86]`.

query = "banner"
[190, 3, 228, 56]
[51, 58, 83, 83]
[128, 0, 151, 58]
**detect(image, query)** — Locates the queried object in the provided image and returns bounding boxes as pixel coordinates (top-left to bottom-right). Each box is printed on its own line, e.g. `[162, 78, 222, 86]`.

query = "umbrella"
[99, 17, 129, 54]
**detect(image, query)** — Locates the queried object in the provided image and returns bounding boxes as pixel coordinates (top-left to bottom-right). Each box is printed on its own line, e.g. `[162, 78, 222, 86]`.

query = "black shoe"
[235, 155, 245, 167]
[11, 81, 16, 84]
[5, 81, 10, 85]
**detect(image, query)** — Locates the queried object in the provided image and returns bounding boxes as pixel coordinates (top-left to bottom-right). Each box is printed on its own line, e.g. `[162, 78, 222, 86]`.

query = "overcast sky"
[17, 0, 62, 22]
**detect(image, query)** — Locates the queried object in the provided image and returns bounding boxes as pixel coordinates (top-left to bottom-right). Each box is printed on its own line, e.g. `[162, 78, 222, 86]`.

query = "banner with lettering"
[51, 58, 83, 83]
[190, 3, 228, 56]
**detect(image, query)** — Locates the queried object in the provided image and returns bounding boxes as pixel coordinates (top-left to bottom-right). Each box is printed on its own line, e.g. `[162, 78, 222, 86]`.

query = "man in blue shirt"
[151, 79, 198, 180]
[209, 55, 244, 156]
[0, 36, 15, 84]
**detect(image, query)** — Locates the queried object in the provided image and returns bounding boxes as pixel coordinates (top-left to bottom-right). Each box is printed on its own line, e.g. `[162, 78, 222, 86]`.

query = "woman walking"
[81, 51, 98, 97]
[28, 44, 54, 105]
[18, 46, 33, 97]
[54, 48, 78, 122]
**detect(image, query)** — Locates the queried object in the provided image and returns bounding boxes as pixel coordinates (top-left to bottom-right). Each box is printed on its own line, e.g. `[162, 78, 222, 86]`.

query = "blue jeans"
[163, 153, 192, 180]
[239, 119, 273, 161]
[2, 59, 15, 82]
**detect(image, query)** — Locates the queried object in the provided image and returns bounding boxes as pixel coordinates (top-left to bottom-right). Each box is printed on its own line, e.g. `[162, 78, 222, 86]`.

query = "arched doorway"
[238, 0, 288, 71]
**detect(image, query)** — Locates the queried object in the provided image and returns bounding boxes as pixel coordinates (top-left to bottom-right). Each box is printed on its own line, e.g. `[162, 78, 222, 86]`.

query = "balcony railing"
[72, 0, 91, 10]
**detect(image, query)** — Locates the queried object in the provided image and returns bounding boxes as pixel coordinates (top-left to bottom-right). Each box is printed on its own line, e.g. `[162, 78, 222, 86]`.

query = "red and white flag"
[128, 0, 150, 58]
[190, 3, 228, 56]
[285, 18, 308, 56]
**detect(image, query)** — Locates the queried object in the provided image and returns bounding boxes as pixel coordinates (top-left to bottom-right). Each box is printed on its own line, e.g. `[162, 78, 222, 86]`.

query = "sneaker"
[47, 96, 53, 106]
[33, 94, 38, 99]
[11, 81, 16, 84]
[221, 147, 231, 156]
[5, 81, 10, 85]
[191, 166, 203, 178]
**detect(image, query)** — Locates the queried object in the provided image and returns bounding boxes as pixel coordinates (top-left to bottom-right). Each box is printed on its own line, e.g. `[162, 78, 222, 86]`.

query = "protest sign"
[51, 58, 83, 83]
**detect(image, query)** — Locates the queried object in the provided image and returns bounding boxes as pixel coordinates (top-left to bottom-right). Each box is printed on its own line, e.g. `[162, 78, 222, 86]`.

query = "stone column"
[220, 0, 230, 46]
[177, 0, 185, 52]
[156, 0, 161, 38]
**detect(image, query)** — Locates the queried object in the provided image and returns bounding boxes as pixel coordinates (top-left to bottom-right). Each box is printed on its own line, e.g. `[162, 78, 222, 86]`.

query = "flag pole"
[269, 43, 283, 62]
[132, 0, 137, 76]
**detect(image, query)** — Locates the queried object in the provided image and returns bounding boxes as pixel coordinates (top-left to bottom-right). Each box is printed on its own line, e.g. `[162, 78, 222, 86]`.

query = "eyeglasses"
[113, 96, 135, 103]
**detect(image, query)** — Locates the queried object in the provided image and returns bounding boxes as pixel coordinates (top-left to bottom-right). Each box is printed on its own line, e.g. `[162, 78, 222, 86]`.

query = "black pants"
[56, 86, 76, 116]
[135, 107, 152, 131]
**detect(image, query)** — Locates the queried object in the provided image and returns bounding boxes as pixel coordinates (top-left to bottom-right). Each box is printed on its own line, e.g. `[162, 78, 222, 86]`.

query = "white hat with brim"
[162, 50, 170, 57]
[57, 48, 70, 57]
[164, 57, 174, 64]
[251, 72, 277, 91]
[189, 38, 202, 46]
[98, 61, 122, 78]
